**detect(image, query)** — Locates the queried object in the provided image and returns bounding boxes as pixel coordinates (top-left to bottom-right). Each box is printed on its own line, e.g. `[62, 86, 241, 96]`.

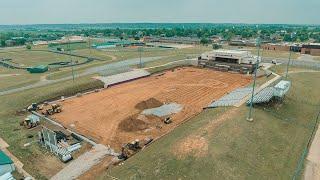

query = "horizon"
[0, 22, 319, 26]
[0, 0, 319, 25]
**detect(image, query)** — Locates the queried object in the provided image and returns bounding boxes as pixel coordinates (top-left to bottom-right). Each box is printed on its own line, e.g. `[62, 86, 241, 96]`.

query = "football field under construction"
[52, 67, 251, 150]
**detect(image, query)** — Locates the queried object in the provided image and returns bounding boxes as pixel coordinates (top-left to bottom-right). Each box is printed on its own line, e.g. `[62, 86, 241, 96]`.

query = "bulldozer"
[42, 104, 62, 116]
[20, 114, 40, 129]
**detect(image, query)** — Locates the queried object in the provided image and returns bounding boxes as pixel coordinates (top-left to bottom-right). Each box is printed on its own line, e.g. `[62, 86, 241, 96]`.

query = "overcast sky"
[0, 0, 319, 25]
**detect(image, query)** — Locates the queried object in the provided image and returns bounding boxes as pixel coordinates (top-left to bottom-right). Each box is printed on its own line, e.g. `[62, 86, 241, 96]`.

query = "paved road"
[51, 144, 118, 180]
[0, 56, 163, 96]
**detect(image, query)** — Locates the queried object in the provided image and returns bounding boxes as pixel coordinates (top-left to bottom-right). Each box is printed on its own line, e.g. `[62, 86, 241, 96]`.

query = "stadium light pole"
[247, 37, 261, 122]
[285, 48, 292, 79]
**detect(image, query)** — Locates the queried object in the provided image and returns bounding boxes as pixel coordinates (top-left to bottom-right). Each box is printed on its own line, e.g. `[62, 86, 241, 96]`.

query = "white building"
[198, 50, 260, 73]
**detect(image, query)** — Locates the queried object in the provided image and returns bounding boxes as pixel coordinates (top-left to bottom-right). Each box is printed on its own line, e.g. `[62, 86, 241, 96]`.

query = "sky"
[0, 0, 319, 25]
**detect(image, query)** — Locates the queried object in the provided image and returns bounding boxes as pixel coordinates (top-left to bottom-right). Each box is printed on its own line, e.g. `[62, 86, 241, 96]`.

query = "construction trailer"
[198, 49, 260, 74]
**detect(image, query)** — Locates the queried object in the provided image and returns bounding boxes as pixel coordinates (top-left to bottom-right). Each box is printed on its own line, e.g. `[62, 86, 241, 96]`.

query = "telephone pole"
[138, 47, 143, 68]
[67, 35, 75, 82]
[247, 37, 261, 122]
[285, 49, 292, 79]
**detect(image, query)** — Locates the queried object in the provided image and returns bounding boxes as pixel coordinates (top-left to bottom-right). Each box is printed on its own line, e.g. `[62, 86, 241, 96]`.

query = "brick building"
[261, 43, 290, 51]
[301, 44, 320, 56]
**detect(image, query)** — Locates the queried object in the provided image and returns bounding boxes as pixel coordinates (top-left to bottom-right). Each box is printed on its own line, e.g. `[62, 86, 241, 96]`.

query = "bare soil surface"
[52, 67, 251, 151]
[173, 135, 209, 159]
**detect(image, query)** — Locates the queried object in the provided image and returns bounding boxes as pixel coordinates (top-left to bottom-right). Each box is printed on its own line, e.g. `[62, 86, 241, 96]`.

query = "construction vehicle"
[27, 103, 39, 112]
[164, 117, 172, 124]
[118, 139, 141, 160]
[42, 104, 62, 116]
[20, 114, 40, 129]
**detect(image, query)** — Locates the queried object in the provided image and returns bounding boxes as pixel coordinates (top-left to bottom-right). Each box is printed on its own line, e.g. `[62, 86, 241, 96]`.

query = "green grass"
[0, 50, 87, 66]
[49, 42, 89, 51]
[102, 71, 320, 179]
[0, 67, 42, 91]
[0, 75, 104, 179]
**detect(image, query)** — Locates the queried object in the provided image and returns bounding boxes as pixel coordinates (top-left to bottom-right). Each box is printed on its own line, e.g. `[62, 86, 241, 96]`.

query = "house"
[0, 150, 15, 177]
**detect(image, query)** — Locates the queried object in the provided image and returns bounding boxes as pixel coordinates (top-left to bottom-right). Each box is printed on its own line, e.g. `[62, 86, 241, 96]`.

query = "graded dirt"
[52, 67, 251, 150]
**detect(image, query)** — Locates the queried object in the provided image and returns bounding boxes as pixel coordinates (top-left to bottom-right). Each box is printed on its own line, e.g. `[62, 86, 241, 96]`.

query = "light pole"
[138, 47, 143, 68]
[285, 48, 292, 79]
[67, 35, 75, 82]
[247, 38, 261, 122]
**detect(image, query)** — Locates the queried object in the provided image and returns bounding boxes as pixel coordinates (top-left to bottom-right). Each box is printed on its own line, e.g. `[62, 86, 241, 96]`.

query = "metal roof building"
[0, 150, 15, 177]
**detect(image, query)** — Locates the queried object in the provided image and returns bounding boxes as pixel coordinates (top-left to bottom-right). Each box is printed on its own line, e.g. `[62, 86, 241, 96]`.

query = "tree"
[26, 44, 32, 50]
[200, 38, 209, 45]
[212, 43, 221, 49]
[0, 40, 5, 47]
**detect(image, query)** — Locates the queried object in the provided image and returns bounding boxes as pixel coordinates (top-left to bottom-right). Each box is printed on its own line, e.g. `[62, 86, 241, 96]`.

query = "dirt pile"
[118, 115, 149, 132]
[135, 98, 163, 110]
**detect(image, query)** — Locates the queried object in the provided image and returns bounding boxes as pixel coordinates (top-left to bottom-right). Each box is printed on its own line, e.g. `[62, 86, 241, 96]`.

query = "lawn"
[49, 42, 89, 51]
[0, 49, 87, 66]
[0, 67, 41, 91]
[102, 70, 320, 179]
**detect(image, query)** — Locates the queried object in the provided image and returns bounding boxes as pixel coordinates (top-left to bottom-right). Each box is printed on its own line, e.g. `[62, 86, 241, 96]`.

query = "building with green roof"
[27, 65, 49, 73]
[0, 150, 15, 176]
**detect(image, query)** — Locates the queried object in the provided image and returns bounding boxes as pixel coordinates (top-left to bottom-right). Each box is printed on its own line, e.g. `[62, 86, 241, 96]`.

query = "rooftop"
[0, 150, 13, 165]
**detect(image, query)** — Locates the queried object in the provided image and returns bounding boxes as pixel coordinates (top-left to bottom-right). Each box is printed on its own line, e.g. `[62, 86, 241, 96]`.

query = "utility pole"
[285, 48, 292, 79]
[88, 36, 92, 56]
[67, 35, 75, 82]
[138, 47, 143, 68]
[247, 38, 261, 122]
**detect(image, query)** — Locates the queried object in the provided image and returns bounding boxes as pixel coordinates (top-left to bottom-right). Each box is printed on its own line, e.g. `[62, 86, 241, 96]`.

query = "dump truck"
[41, 104, 62, 116]
[20, 114, 40, 129]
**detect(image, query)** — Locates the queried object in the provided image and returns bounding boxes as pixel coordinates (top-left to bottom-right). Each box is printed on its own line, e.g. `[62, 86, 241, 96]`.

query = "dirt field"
[52, 67, 251, 150]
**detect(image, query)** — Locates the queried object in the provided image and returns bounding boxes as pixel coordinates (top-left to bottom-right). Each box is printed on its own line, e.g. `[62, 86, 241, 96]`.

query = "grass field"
[49, 42, 89, 51]
[0, 67, 42, 91]
[102, 68, 320, 179]
[0, 50, 87, 66]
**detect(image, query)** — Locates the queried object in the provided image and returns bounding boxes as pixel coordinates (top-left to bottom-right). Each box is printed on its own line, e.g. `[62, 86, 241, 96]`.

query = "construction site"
[48, 67, 251, 151]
